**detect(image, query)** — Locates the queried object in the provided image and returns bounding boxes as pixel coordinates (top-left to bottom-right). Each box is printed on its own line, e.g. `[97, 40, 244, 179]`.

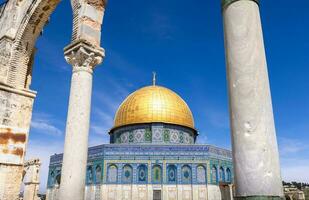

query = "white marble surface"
[223, 0, 283, 197]
[58, 66, 93, 200]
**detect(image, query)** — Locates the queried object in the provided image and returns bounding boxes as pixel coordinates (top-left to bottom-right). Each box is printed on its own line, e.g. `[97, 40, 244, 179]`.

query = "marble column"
[222, 0, 283, 199]
[229, 184, 234, 200]
[58, 41, 104, 200]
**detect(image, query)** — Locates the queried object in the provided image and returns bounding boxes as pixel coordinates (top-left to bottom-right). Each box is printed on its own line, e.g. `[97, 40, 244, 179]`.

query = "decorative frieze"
[111, 123, 196, 145]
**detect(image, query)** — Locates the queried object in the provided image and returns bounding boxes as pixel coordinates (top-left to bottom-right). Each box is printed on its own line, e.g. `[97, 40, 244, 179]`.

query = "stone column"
[229, 184, 234, 200]
[222, 0, 283, 199]
[58, 41, 104, 200]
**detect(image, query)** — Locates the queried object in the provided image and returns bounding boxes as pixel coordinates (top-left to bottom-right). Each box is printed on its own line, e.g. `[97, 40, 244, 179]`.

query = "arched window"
[152, 165, 162, 184]
[55, 174, 61, 185]
[219, 167, 225, 182]
[122, 164, 133, 183]
[181, 165, 192, 184]
[95, 165, 102, 184]
[137, 164, 148, 183]
[226, 168, 232, 182]
[50, 171, 55, 186]
[197, 165, 207, 184]
[87, 166, 93, 184]
[107, 165, 118, 183]
[211, 165, 217, 184]
[167, 165, 177, 184]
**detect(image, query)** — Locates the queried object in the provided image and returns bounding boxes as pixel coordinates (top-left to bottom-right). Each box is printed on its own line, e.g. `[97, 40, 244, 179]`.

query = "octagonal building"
[46, 84, 234, 200]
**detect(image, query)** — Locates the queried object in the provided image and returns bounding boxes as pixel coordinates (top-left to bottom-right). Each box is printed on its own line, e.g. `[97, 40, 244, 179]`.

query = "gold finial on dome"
[112, 85, 195, 130]
[152, 71, 156, 86]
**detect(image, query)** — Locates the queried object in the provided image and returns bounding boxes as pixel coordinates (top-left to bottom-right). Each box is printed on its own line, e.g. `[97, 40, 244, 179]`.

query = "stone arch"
[8, 0, 60, 88]
[226, 168, 232, 182]
[87, 165, 93, 184]
[95, 164, 102, 184]
[55, 174, 61, 185]
[22, 168, 27, 181]
[285, 195, 292, 200]
[211, 165, 218, 184]
[0, 0, 107, 199]
[219, 166, 225, 182]
[49, 171, 55, 186]
[70, 0, 107, 46]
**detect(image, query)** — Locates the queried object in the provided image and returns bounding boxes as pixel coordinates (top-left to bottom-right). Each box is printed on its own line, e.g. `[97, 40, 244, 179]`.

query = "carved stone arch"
[8, 0, 60, 89]
[70, 0, 81, 41]
[22, 168, 27, 181]
[69, 0, 107, 46]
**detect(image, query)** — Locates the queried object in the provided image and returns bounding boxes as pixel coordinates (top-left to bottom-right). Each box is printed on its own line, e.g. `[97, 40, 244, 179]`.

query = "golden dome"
[113, 85, 195, 129]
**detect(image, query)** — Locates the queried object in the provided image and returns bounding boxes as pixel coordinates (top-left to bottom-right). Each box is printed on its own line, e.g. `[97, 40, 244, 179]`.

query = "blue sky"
[23, 0, 309, 192]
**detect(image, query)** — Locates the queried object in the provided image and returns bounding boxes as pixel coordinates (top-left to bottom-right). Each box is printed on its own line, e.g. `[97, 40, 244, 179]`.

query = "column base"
[235, 196, 284, 200]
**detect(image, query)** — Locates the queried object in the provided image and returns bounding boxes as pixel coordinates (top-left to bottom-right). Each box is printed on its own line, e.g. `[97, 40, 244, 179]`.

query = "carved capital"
[64, 40, 105, 73]
[222, 0, 259, 10]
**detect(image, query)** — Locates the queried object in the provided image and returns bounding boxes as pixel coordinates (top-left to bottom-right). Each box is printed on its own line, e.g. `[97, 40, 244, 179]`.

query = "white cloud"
[36, 37, 69, 71]
[281, 158, 309, 183]
[278, 137, 309, 154]
[31, 120, 62, 136]
[205, 109, 229, 130]
[94, 109, 114, 125]
[278, 137, 309, 182]
[141, 12, 176, 40]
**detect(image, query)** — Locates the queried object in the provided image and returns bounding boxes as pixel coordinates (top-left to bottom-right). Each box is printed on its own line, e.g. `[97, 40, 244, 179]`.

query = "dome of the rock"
[113, 85, 195, 130]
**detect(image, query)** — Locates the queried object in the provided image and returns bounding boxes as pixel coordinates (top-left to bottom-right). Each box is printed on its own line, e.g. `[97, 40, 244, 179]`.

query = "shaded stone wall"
[0, 88, 34, 199]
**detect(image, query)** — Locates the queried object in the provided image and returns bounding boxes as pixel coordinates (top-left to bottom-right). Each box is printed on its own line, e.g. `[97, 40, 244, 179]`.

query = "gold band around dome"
[222, 0, 259, 10]
[112, 85, 195, 130]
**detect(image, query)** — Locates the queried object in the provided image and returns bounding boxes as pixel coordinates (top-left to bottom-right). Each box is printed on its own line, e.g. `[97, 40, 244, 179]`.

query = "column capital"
[222, 0, 259, 10]
[64, 40, 105, 73]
